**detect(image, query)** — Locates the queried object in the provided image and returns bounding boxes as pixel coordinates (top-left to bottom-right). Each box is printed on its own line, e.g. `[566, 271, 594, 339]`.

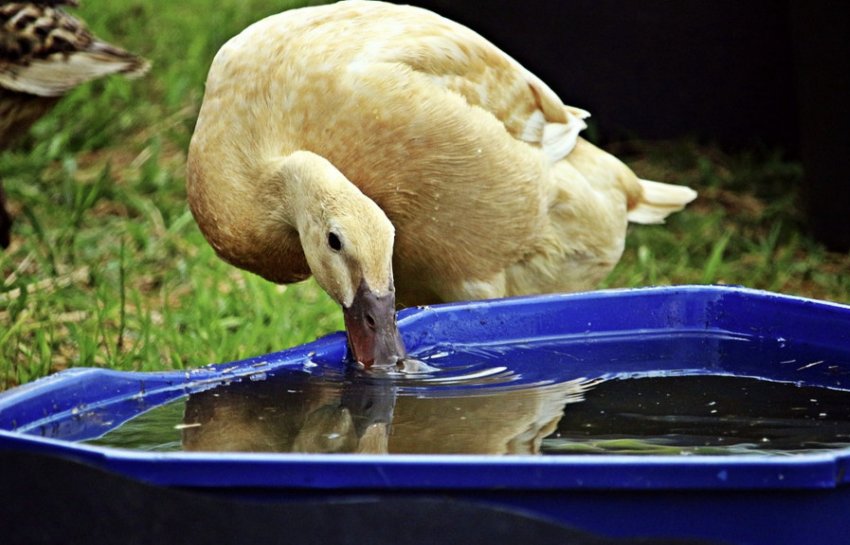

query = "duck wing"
[0, 1, 149, 97]
[353, 3, 588, 163]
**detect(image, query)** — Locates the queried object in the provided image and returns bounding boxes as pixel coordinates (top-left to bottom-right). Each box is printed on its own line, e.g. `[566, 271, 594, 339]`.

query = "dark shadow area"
[0, 451, 723, 545]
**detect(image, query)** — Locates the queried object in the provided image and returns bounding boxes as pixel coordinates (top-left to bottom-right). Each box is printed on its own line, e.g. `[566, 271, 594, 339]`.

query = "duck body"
[188, 1, 696, 366]
[0, 0, 149, 247]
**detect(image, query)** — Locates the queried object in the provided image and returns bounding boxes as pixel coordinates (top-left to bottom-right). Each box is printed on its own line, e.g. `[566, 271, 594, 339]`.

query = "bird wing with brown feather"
[0, 0, 148, 248]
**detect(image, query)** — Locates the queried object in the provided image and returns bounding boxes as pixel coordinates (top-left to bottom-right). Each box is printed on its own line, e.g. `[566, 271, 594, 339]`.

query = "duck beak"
[342, 278, 406, 368]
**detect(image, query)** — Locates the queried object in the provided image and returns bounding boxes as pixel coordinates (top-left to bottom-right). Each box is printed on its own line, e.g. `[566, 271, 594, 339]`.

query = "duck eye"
[327, 232, 342, 252]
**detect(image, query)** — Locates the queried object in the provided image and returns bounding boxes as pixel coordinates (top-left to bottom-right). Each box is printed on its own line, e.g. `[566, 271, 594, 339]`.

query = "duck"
[0, 0, 149, 248]
[186, 0, 697, 368]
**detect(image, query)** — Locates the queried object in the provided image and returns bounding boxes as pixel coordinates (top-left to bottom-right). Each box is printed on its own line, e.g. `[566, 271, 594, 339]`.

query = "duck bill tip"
[342, 282, 406, 368]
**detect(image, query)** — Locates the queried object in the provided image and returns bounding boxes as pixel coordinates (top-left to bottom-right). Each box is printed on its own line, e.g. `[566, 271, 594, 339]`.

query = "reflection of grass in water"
[543, 437, 850, 456]
[544, 438, 772, 456]
[87, 398, 186, 452]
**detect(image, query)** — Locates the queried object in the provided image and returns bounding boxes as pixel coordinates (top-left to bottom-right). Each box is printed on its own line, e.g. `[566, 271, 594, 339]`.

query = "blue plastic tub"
[2, 285, 850, 544]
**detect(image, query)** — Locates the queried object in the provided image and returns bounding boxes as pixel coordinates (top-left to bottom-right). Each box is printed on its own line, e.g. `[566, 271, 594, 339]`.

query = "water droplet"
[396, 357, 439, 374]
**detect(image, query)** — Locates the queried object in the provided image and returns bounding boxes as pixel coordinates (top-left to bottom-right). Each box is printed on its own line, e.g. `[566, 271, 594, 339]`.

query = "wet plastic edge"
[0, 285, 849, 491]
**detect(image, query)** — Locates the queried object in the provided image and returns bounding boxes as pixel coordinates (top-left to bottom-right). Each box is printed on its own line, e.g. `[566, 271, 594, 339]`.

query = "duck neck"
[269, 151, 357, 232]
[267, 150, 396, 302]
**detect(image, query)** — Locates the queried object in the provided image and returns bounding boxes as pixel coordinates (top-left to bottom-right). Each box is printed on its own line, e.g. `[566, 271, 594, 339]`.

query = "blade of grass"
[117, 239, 127, 354]
[701, 233, 732, 284]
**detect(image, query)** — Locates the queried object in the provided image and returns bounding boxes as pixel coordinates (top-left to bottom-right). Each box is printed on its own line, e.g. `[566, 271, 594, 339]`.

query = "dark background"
[395, 0, 850, 252]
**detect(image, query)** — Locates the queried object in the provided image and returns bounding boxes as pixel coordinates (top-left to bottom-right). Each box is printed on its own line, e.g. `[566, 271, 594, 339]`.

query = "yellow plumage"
[187, 1, 697, 364]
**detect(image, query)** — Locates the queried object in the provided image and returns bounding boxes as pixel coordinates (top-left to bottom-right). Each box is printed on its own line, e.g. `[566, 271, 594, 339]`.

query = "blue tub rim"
[1, 284, 850, 492]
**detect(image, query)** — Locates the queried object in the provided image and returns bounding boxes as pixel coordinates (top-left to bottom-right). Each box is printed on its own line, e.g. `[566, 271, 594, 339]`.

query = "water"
[543, 375, 850, 455]
[91, 349, 589, 455]
[88, 335, 850, 456]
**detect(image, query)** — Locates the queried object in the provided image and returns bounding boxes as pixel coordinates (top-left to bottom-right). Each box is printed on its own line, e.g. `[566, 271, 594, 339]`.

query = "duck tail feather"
[627, 179, 697, 224]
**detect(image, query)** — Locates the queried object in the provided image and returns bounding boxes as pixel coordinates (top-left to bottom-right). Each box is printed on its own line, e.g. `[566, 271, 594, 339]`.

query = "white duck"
[187, 1, 697, 368]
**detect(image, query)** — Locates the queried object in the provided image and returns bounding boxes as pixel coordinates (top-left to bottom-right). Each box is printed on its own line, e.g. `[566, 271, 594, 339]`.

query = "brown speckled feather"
[0, 1, 149, 98]
[0, 0, 148, 248]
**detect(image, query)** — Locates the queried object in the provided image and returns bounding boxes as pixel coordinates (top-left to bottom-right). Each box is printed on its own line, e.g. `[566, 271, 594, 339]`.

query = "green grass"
[1, 0, 849, 390]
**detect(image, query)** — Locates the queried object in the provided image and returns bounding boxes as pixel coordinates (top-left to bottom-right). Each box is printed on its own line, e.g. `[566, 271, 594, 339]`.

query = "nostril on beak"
[365, 314, 376, 330]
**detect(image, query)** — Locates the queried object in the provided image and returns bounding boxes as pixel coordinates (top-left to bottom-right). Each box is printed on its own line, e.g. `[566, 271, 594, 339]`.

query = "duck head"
[188, 146, 406, 368]
[273, 152, 406, 368]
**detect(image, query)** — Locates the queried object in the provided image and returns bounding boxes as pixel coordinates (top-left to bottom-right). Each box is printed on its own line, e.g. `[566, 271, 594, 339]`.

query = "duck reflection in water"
[181, 369, 590, 455]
